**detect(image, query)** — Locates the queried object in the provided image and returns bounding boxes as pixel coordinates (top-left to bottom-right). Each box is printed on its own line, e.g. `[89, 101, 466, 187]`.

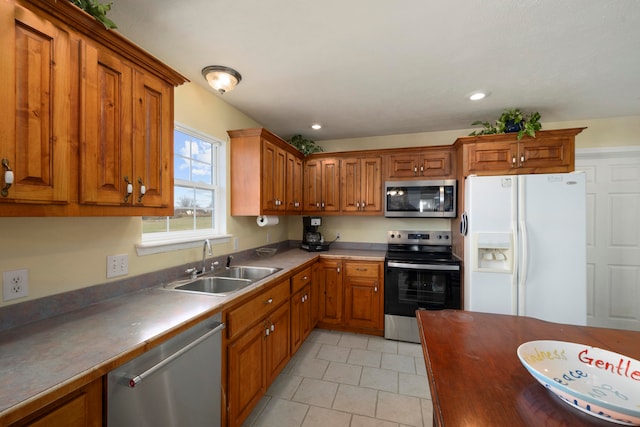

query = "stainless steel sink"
[164, 265, 281, 296]
[172, 276, 252, 295]
[215, 266, 281, 281]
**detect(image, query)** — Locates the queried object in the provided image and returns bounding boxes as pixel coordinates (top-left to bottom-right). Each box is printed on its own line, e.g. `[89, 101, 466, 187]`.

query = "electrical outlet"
[107, 254, 129, 278]
[3, 269, 29, 301]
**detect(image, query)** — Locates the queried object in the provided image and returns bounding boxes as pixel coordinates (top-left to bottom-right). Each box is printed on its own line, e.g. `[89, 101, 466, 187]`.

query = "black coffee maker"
[301, 216, 330, 252]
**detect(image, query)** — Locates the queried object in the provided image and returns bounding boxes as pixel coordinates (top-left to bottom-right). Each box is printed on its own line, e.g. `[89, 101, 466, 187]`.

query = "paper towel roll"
[256, 215, 279, 227]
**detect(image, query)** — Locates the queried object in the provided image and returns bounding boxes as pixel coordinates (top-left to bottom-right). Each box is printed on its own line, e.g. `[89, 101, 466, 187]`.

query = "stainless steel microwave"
[384, 179, 457, 218]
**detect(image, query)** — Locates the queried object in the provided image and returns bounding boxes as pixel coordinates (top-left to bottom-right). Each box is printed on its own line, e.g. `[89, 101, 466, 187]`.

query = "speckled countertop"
[0, 248, 385, 422]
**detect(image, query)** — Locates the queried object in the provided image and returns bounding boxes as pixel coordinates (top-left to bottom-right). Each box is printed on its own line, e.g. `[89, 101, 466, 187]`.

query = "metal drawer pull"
[128, 322, 225, 388]
[124, 176, 133, 202]
[264, 298, 273, 304]
[356, 268, 368, 271]
[1, 159, 13, 197]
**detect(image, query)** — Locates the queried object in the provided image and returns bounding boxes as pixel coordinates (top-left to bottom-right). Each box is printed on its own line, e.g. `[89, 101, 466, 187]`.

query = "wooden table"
[417, 310, 640, 427]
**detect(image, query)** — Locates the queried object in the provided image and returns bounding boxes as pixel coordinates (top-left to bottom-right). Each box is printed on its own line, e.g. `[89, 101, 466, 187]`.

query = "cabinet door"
[80, 43, 133, 205]
[303, 159, 321, 211]
[321, 158, 340, 212]
[310, 262, 321, 328]
[340, 157, 360, 212]
[420, 150, 452, 178]
[518, 138, 573, 172]
[132, 69, 173, 208]
[387, 154, 420, 179]
[466, 141, 518, 174]
[227, 323, 266, 427]
[17, 378, 102, 427]
[286, 152, 303, 213]
[265, 302, 290, 385]
[344, 276, 381, 330]
[291, 284, 311, 354]
[360, 157, 382, 212]
[1, 5, 70, 204]
[318, 259, 342, 325]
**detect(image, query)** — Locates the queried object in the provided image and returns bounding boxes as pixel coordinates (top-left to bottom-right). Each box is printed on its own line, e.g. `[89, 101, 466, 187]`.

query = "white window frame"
[136, 123, 229, 256]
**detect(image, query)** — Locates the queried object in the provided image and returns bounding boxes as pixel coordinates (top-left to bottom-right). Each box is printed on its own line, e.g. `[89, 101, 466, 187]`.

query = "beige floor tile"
[376, 391, 423, 427]
[381, 353, 416, 374]
[367, 337, 399, 354]
[398, 373, 430, 399]
[397, 342, 423, 357]
[414, 357, 427, 376]
[348, 348, 382, 367]
[360, 366, 398, 393]
[421, 398, 434, 427]
[338, 332, 370, 349]
[301, 406, 351, 427]
[266, 373, 303, 400]
[323, 361, 362, 385]
[289, 356, 329, 379]
[351, 415, 400, 427]
[242, 395, 271, 427]
[252, 397, 308, 427]
[292, 377, 339, 408]
[308, 328, 341, 345]
[316, 344, 351, 363]
[294, 340, 322, 360]
[332, 383, 378, 417]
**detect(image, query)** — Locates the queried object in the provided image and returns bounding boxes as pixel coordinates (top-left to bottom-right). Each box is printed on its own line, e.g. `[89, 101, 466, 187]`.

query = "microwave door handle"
[387, 261, 460, 271]
[439, 186, 445, 212]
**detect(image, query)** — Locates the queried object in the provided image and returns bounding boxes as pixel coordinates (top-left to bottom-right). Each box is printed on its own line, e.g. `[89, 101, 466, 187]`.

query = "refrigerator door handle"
[517, 177, 528, 316]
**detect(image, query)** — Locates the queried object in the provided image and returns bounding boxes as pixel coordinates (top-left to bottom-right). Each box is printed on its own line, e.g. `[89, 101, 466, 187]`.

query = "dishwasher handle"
[128, 322, 225, 388]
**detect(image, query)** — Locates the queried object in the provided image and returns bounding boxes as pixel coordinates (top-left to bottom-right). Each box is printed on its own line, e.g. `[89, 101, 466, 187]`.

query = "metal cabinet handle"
[337, 267, 341, 273]
[264, 298, 273, 304]
[137, 177, 146, 203]
[128, 322, 225, 388]
[520, 154, 525, 166]
[124, 176, 133, 202]
[511, 156, 517, 166]
[1, 159, 13, 197]
[356, 267, 368, 272]
[413, 166, 418, 175]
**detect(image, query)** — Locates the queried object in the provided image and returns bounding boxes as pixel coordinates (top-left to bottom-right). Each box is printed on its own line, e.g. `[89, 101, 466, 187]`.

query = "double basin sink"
[164, 266, 282, 296]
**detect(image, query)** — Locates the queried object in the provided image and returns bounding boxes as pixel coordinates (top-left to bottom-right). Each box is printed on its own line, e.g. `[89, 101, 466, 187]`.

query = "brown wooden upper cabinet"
[385, 147, 454, 180]
[303, 156, 340, 213]
[228, 128, 304, 216]
[340, 156, 382, 214]
[454, 128, 585, 177]
[0, 0, 187, 216]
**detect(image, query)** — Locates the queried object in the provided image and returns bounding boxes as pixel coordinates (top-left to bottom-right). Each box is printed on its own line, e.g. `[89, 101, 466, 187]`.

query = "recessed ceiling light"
[311, 123, 322, 130]
[469, 92, 487, 101]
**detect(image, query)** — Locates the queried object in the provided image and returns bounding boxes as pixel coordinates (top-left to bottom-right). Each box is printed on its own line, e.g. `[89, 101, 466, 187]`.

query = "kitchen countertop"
[0, 248, 385, 423]
[417, 310, 640, 427]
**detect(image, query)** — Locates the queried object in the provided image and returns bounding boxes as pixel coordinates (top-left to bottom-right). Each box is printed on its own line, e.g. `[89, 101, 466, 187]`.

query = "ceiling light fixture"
[201, 65, 242, 94]
[311, 124, 322, 130]
[469, 92, 487, 101]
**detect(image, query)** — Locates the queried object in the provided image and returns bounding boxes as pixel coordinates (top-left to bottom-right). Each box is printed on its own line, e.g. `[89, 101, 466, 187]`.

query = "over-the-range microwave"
[384, 179, 457, 218]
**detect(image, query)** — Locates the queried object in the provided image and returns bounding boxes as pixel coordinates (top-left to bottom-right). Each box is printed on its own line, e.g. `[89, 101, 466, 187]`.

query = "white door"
[577, 147, 640, 331]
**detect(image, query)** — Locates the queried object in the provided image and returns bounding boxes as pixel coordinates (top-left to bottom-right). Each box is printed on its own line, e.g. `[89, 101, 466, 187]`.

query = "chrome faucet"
[226, 255, 234, 269]
[202, 239, 212, 274]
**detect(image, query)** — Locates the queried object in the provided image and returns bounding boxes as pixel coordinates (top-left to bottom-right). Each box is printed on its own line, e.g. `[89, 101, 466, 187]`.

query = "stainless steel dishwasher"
[107, 313, 224, 427]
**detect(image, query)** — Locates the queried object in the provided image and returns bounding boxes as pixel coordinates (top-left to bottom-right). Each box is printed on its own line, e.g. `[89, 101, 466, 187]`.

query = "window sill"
[136, 233, 231, 256]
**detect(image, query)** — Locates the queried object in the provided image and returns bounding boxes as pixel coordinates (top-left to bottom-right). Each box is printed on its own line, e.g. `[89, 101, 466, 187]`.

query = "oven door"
[384, 261, 461, 316]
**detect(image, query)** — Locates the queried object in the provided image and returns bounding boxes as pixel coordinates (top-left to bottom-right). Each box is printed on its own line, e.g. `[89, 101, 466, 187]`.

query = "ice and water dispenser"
[472, 232, 513, 272]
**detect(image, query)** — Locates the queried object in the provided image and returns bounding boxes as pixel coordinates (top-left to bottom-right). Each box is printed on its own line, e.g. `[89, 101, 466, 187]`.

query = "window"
[139, 124, 227, 254]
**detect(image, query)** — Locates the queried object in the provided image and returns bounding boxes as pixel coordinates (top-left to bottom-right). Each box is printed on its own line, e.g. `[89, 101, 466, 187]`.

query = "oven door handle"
[386, 261, 460, 271]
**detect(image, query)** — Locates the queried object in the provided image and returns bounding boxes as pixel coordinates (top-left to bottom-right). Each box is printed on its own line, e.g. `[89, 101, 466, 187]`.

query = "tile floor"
[242, 329, 433, 427]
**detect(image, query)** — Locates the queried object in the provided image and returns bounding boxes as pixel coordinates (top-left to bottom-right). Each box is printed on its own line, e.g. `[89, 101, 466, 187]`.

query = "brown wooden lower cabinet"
[224, 278, 291, 427]
[316, 259, 384, 335]
[9, 378, 102, 427]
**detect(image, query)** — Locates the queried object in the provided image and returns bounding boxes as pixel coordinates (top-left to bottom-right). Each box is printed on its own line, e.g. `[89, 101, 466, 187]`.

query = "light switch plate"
[107, 254, 129, 278]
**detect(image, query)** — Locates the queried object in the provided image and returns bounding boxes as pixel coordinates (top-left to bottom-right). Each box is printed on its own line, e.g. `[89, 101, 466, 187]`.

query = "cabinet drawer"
[291, 267, 312, 294]
[344, 262, 380, 278]
[227, 279, 290, 340]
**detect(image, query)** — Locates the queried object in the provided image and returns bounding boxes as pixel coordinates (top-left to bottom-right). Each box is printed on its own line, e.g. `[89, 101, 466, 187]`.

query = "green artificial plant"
[69, 0, 117, 29]
[470, 108, 542, 140]
[287, 134, 323, 157]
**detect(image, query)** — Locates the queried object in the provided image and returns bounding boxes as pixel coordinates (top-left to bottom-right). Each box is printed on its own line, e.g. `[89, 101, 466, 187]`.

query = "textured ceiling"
[107, 0, 640, 141]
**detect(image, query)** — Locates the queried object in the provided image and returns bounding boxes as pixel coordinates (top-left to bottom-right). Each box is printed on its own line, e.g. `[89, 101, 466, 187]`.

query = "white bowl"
[517, 340, 640, 425]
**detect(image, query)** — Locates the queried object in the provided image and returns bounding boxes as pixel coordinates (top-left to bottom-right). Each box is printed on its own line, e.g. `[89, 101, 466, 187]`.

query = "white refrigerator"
[462, 172, 587, 325]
